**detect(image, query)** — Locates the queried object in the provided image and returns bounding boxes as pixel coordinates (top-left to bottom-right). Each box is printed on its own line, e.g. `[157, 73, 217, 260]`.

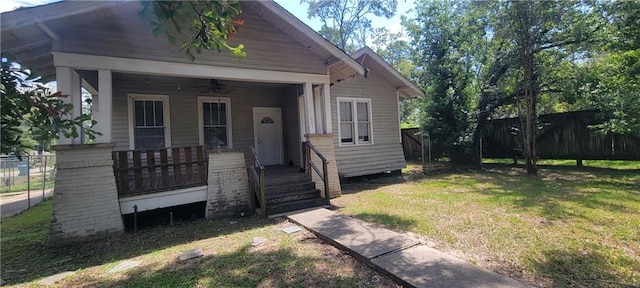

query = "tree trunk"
[515, 1, 538, 175]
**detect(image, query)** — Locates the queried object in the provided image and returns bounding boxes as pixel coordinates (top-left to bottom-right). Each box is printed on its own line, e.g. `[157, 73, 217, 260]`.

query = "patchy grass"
[0, 201, 398, 287]
[335, 164, 640, 288]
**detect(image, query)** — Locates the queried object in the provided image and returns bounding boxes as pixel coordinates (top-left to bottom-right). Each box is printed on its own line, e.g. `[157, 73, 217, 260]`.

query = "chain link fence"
[1, 154, 57, 209]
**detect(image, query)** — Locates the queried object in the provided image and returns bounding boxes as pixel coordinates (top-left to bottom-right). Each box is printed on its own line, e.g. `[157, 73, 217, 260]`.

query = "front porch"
[49, 54, 343, 241]
[111, 143, 332, 217]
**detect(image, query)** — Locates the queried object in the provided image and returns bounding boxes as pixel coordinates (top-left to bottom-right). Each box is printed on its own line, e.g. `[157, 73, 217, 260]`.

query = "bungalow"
[1, 1, 423, 243]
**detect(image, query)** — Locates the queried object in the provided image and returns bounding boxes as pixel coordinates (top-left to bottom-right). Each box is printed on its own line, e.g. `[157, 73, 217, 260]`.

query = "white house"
[1, 1, 423, 243]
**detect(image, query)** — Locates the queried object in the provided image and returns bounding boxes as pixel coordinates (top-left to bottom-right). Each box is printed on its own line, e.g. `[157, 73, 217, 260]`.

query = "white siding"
[331, 71, 406, 177]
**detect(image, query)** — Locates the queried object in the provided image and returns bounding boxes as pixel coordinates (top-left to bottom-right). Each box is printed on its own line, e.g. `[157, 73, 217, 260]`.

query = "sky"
[1, 0, 416, 39]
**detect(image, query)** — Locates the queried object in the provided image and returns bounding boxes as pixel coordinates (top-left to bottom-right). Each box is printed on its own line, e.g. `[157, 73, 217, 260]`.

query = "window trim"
[127, 94, 171, 150]
[337, 97, 373, 147]
[197, 96, 233, 149]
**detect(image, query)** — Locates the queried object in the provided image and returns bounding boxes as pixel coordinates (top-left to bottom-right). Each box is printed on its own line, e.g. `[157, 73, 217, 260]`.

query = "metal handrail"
[304, 142, 330, 206]
[248, 146, 266, 217]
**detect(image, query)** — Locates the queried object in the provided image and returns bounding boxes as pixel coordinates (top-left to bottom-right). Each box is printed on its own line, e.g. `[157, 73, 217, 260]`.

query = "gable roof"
[351, 47, 424, 98]
[1, 1, 366, 83]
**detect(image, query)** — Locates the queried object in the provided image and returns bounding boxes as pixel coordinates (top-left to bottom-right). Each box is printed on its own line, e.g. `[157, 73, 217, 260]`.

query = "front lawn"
[334, 163, 640, 287]
[0, 201, 398, 287]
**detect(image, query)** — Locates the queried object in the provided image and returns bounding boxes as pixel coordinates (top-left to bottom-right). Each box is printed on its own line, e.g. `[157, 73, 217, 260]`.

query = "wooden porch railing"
[247, 146, 266, 217]
[304, 142, 331, 206]
[113, 146, 208, 197]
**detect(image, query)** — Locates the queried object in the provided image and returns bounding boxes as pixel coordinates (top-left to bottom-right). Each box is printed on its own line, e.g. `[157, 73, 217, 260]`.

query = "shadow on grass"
[353, 212, 418, 232]
[340, 162, 454, 194]
[1, 212, 275, 286]
[529, 247, 637, 288]
[64, 245, 364, 287]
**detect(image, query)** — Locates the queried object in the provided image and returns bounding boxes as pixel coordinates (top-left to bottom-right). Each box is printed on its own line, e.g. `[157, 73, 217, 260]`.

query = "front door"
[253, 107, 283, 165]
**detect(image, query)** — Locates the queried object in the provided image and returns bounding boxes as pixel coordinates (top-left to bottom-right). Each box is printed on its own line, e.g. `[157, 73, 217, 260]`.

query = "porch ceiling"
[1, 1, 140, 82]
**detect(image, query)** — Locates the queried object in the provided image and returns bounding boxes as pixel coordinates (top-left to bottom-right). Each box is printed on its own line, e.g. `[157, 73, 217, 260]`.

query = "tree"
[303, 0, 397, 52]
[405, 1, 484, 164]
[492, 1, 604, 174]
[138, 0, 246, 61]
[0, 55, 98, 157]
[583, 0, 640, 136]
[407, 0, 606, 172]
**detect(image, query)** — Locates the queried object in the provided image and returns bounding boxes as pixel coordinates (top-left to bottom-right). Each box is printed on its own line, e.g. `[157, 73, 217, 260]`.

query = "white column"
[94, 70, 112, 143]
[55, 67, 82, 145]
[323, 82, 332, 133]
[303, 82, 316, 134]
[313, 86, 323, 133]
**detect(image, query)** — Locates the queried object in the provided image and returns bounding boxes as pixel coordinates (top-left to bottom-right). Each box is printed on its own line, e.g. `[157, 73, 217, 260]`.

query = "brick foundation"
[50, 144, 124, 244]
[306, 134, 341, 198]
[205, 150, 252, 219]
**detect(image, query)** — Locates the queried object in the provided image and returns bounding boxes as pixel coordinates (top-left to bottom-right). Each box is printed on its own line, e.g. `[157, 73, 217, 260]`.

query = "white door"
[253, 107, 283, 165]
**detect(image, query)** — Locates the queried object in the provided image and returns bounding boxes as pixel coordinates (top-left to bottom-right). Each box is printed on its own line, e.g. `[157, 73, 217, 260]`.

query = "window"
[128, 94, 171, 150]
[198, 97, 232, 149]
[338, 98, 372, 146]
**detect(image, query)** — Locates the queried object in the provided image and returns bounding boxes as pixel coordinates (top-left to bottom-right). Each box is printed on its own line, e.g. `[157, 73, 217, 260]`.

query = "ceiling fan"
[194, 79, 235, 95]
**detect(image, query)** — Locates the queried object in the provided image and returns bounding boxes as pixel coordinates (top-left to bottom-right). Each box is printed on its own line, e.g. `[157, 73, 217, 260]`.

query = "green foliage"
[303, 0, 397, 52]
[138, 1, 245, 61]
[0, 55, 98, 157]
[583, 50, 640, 135]
[405, 1, 484, 163]
[371, 27, 412, 75]
[406, 0, 615, 171]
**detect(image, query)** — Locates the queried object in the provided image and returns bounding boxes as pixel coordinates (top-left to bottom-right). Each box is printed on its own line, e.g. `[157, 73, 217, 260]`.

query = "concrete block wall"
[205, 150, 252, 219]
[50, 144, 124, 244]
[306, 134, 342, 198]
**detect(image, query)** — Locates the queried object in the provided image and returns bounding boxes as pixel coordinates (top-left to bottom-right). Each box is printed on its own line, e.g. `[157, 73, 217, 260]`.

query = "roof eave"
[352, 47, 424, 98]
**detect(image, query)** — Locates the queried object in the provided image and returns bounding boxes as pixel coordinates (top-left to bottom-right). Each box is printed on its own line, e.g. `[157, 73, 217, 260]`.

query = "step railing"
[248, 146, 266, 217]
[112, 146, 207, 197]
[304, 142, 331, 206]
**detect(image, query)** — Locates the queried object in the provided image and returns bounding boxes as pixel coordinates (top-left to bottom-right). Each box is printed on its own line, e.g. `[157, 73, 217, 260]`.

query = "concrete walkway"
[287, 208, 531, 288]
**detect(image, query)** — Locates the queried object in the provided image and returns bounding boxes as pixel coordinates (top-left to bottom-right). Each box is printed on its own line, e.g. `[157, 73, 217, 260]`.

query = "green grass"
[0, 201, 396, 287]
[1, 177, 54, 193]
[335, 164, 640, 287]
[483, 158, 640, 169]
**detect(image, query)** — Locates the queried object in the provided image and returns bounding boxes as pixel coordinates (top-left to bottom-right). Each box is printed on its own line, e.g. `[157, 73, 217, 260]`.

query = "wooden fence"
[482, 110, 640, 161]
[401, 128, 422, 159]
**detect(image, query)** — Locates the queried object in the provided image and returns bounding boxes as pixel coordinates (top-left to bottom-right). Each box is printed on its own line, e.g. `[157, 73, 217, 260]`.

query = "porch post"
[55, 67, 82, 145]
[303, 82, 316, 134]
[313, 86, 323, 133]
[94, 69, 112, 143]
[322, 82, 332, 133]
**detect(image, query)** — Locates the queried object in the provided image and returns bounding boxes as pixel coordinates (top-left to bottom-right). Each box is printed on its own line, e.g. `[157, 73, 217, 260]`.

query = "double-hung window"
[198, 97, 232, 149]
[338, 97, 373, 146]
[128, 94, 171, 150]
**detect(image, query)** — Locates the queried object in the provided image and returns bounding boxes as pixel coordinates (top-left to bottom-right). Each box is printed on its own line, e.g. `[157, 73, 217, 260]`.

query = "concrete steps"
[263, 169, 325, 216]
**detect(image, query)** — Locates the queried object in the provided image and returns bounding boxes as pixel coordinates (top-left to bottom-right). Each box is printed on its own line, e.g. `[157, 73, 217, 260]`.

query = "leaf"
[152, 25, 162, 37]
[166, 32, 177, 44]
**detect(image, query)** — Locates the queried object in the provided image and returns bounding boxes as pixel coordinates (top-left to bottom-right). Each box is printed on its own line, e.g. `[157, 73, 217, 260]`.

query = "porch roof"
[1, 1, 366, 84]
[351, 47, 424, 99]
